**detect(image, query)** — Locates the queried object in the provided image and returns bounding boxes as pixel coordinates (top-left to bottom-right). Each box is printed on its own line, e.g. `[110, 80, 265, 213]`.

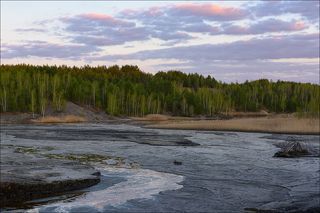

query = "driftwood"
[274, 137, 309, 158]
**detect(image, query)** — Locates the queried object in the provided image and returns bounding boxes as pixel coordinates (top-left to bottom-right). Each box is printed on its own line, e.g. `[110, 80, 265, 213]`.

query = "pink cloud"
[81, 13, 114, 21]
[146, 6, 164, 16]
[174, 3, 246, 20]
[61, 13, 135, 29]
[292, 21, 307, 31]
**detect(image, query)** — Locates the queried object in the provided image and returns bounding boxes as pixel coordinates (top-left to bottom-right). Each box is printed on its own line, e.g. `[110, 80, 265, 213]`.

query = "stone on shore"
[274, 138, 310, 158]
[0, 145, 101, 207]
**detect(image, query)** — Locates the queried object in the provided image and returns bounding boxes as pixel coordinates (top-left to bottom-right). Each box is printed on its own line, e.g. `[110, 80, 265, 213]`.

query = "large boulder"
[274, 138, 310, 158]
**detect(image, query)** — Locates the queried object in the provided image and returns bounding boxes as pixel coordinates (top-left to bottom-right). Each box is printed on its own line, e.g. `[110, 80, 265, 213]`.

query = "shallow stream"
[1, 124, 319, 212]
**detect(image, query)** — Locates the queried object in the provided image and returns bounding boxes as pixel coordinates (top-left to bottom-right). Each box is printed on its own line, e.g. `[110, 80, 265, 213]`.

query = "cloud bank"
[1, 1, 319, 83]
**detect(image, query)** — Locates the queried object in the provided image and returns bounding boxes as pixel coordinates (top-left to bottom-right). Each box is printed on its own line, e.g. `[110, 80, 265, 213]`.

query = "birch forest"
[1, 64, 319, 117]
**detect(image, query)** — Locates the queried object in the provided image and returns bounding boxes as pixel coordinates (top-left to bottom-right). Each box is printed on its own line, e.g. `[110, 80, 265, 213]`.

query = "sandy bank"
[1, 102, 318, 135]
[32, 115, 86, 123]
[146, 116, 320, 135]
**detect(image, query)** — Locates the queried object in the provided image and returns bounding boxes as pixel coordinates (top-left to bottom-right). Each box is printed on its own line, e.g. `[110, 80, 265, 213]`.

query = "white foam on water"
[33, 166, 184, 212]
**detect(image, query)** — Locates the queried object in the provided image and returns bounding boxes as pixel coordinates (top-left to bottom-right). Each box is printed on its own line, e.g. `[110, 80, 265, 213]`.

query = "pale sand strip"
[147, 117, 320, 135]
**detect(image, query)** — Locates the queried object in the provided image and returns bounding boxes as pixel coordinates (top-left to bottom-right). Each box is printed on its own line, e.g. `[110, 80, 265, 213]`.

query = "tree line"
[0, 64, 319, 117]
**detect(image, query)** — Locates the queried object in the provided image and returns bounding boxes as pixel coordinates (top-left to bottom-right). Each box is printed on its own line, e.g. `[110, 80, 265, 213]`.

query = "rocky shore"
[0, 124, 198, 209]
[0, 144, 101, 207]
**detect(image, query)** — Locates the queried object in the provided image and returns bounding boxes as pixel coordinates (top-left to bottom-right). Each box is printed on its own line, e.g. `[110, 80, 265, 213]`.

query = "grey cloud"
[15, 28, 46, 33]
[1, 41, 99, 59]
[62, 14, 136, 31]
[183, 24, 219, 34]
[253, 1, 320, 22]
[86, 33, 319, 83]
[17, 2, 316, 47]
[60, 14, 150, 46]
[95, 33, 319, 61]
[60, 12, 195, 46]
[222, 18, 308, 35]
[154, 60, 319, 83]
[116, 4, 312, 42]
[117, 4, 245, 41]
[70, 27, 150, 46]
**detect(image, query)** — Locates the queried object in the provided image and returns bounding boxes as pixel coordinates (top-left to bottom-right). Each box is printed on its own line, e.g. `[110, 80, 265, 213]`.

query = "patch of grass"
[33, 115, 86, 123]
[13, 145, 54, 155]
[44, 153, 110, 163]
[44, 154, 65, 160]
[139, 114, 170, 121]
[43, 146, 55, 151]
[14, 147, 40, 154]
[147, 116, 320, 134]
[225, 110, 269, 118]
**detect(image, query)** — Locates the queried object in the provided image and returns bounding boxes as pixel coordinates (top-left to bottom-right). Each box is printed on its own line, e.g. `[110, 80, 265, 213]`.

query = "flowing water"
[1, 124, 319, 212]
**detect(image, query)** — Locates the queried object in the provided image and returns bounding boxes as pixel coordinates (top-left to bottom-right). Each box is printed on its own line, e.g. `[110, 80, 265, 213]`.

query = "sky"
[1, 0, 319, 83]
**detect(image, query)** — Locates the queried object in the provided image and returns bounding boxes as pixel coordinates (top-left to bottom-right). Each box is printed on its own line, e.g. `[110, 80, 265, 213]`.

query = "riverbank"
[0, 143, 101, 207]
[145, 116, 319, 135]
[1, 101, 318, 135]
[2, 113, 319, 135]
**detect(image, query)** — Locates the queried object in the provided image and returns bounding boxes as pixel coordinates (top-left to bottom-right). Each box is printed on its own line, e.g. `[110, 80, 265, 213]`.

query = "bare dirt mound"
[44, 102, 111, 122]
[1, 102, 113, 124]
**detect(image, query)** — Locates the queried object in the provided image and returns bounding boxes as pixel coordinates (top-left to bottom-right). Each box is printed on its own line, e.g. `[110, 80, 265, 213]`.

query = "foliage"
[0, 64, 319, 117]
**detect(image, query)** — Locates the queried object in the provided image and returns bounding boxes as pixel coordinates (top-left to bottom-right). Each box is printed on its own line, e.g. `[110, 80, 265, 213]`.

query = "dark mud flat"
[1, 124, 319, 212]
[4, 124, 199, 146]
[0, 144, 100, 207]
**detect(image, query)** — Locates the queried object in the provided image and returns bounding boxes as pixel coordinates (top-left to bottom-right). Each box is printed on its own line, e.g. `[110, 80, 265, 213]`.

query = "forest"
[0, 64, 319, 117]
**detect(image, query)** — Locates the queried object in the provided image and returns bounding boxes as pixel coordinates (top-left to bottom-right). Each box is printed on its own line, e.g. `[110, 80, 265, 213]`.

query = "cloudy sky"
[1, 1, 319, 83]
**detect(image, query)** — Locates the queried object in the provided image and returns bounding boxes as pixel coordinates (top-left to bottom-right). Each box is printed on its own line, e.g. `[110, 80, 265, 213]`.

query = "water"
[1, 124, 319, 212]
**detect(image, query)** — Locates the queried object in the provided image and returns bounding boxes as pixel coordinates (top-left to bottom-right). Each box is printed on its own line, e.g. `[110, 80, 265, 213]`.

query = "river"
[1, 124, 319, 212]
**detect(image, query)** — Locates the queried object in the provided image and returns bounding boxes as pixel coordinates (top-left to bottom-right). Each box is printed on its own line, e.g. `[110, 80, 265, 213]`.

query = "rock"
[0, 177, 100, 207]
[173, 160, 182, 165]
[0, 146, 101, 207]
[105, 159, 118, 165]
[274, 139, 309, 158]
[123, 159, 132, 168]
[91, 171, 101, 176]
